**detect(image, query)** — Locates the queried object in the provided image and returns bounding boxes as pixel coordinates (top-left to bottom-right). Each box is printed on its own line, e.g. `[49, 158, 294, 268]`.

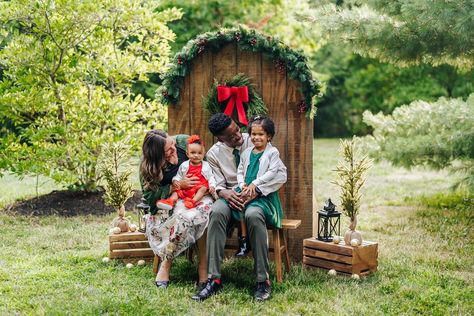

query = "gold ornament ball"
[112, 227, 121, 234]
[350, 238, 360, 246]
[126, 263, 133, 269]
[352, 274, 360, 280]
[333, 236, 341, 244]
[137, 259, 146, 266]
[102, 257, 110, 263]
[328, 269, 337, 276]
[129, 224, 137, 232]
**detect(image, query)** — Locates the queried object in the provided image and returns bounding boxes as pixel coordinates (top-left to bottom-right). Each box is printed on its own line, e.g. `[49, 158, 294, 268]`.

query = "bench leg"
[272, 228, 283, 283]
[152, 254, 160, 275]
[281, 229, 291, 273]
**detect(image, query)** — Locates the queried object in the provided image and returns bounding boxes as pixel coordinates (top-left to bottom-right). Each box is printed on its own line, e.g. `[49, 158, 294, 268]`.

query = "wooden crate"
[303, 237, 378, 276]
[109, 232, 154, 264]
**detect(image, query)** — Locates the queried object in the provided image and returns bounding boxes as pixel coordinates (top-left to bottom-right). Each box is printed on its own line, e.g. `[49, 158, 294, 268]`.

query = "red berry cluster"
[197, 38, 207, 54]
[273, 59, 286, 75]
[234, 32, 241, 41]
[177, 56, 183, 65]
[250, 38, 257, 46]
[298, 101, 307, 113]
[162, 90, 168, 97]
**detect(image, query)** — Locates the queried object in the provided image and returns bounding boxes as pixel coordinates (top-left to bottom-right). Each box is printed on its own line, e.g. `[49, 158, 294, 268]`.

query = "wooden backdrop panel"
[190, 51, 214, 148]
[261, 56, 288, 222]
[168, 46, 313, 261]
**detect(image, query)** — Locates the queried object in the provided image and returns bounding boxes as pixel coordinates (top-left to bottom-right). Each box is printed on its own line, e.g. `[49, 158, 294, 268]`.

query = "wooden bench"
[152, 218, 301, 283]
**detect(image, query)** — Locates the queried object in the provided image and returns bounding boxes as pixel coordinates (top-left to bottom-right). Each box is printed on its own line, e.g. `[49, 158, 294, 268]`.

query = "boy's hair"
[208, 113, 232, 136]
[248, 115, 275, 139]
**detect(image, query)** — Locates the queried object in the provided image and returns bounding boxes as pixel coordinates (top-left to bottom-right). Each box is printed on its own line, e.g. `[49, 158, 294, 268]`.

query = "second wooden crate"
[303, 237, 378, 276]
[109, 231, 154, 264]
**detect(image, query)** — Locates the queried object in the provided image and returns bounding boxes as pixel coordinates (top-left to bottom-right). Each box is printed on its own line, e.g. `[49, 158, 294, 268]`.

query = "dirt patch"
[2, 190, 143, 217]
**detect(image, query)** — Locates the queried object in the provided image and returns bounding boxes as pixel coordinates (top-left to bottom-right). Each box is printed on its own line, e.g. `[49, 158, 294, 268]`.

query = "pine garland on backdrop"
[158, 25, 321, 118]
[203, 73, 267, 122]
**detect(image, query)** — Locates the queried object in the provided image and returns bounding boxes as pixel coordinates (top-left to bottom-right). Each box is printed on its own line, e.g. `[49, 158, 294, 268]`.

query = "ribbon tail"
[223, 98, 235, 117]
[235, 100, 248, 126]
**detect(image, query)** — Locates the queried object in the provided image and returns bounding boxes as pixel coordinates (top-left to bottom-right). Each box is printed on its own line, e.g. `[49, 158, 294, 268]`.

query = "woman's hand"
[219, 189, 245, 211]
[179, 176, 200, 189]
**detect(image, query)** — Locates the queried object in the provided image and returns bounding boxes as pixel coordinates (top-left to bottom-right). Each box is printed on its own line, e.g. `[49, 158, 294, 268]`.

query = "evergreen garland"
[158, 25, 321, 118]
[203, 73, 267, 124]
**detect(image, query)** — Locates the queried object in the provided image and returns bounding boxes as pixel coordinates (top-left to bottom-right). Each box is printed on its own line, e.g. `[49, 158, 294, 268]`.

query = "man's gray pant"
[207, 199, 269, 282]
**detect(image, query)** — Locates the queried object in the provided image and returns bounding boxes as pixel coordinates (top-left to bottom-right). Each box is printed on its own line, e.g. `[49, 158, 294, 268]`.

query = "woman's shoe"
[155, 280, 169, 289]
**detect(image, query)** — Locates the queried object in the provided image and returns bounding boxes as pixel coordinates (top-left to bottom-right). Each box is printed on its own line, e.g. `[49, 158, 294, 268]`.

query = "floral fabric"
[145, 196, 213, 261]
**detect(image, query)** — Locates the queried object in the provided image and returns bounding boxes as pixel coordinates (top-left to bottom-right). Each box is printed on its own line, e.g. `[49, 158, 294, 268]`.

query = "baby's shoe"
[183, 197, 197, 209]
[235, 236, 251, 257]
[156, 198, 176, 211]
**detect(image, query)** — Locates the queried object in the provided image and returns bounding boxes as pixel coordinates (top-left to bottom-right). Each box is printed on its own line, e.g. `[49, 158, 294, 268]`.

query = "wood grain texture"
[237, 50, 262, 93]
[109, 232, 148, 242]
[190, 50, 214, 147]
[168, 75, 190, 135]
[287, 78, 313, 260]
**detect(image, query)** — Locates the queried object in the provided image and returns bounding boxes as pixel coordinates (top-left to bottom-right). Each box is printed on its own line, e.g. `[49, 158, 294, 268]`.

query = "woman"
[140, 130, 212, 289]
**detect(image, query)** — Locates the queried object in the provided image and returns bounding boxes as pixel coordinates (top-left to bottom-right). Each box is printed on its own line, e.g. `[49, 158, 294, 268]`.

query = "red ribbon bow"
[217, 85, 249, 126]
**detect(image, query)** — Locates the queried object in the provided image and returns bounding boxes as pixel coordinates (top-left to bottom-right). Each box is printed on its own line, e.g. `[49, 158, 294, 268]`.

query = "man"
[191, 113, 286, 302]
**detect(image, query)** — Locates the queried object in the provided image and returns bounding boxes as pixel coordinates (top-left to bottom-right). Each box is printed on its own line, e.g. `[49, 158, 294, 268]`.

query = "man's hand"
[219, 189, 245, 211]
[179, 176, 200, 189]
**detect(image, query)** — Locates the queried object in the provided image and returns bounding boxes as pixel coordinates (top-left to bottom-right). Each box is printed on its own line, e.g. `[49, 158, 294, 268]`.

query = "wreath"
[203, 74, 267, 126]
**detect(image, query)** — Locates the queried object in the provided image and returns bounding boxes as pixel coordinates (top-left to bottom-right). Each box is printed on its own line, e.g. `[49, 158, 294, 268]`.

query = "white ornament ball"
[350, 238, 360, 247]
[102, 257, 110, 263]
[333, 236, 341, 244]
[129, 224, 137, 232]
[112, 227, 121, 234]
[328, 269, 337, 276]
[352, 274, 360, 280]
[126, 263, 133, 269]
[109, 228, 115, 235]
[137, 259, 146, 266]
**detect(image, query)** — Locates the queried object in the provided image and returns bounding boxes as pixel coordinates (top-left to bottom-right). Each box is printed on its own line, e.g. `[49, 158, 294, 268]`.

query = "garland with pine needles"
[203, 73, 267, 123]
[98, 140, 134, 213]
[158, 25, 321, 118]
[332, 139, 372, 220]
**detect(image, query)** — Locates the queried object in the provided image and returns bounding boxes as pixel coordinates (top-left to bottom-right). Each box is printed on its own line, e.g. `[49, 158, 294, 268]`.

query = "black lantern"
[317, 199, 341, 242]
[135, 198, 150, 233]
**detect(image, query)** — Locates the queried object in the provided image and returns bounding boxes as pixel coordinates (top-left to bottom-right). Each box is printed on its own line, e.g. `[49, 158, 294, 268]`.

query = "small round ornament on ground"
[126, 263, 133, 269]
[328, 269, 337, 276]
[102, 257, 110, 263]
[137, 260, 145, 266]
[351, 274, 360, 280]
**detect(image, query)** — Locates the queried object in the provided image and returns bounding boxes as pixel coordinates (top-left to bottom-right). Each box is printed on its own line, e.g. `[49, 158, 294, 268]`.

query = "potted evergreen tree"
[98, 140, 135, 233]
[333, 139, 372, 246]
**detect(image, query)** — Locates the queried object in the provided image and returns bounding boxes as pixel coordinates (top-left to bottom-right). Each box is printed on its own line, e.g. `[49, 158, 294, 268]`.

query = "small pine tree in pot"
[333, 139, 372, 246]
[98, 140, 135, 233]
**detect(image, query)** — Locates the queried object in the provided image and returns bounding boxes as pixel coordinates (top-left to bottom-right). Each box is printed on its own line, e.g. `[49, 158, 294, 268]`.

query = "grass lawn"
[0, 139, 472, 315]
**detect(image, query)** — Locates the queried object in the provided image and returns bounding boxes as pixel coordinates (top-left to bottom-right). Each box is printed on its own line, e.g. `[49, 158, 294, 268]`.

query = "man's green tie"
[232, 148, 240, 168]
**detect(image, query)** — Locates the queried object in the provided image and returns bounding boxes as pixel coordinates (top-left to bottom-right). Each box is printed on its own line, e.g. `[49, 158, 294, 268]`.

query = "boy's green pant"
[207, 199, 270, 282]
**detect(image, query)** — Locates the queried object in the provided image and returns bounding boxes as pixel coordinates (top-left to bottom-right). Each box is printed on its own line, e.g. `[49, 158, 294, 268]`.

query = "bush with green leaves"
[0, 0, 181, 191]
[363, 94, 474, 191]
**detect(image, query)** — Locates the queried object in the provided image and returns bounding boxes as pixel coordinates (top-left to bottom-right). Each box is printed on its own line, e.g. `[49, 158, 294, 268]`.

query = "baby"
[157, 135, 216, 210]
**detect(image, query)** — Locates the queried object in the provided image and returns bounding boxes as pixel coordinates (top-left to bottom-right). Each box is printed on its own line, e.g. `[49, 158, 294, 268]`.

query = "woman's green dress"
[233, 151, 283, 228]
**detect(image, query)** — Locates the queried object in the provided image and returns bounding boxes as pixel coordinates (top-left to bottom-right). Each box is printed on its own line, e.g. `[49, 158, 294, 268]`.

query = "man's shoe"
[191, 279, 222, 301]
[235, 236, 251, 257]
[254, 280, 271, 302]
[155, 280, 169, 289]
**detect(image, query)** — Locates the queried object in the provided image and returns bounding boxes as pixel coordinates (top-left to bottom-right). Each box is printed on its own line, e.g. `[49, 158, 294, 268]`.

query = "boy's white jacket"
[237, 143, 287, 196]
[172, 160, 217, 188]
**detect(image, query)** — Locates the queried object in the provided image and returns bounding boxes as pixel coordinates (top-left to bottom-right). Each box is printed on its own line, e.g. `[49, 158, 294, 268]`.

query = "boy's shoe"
[254, 280, 271, 302]
[191, 279, 222, 301]
[184, 197, 197, 209]
[156, 198, 175, 211]
[235, 236, 251, 257]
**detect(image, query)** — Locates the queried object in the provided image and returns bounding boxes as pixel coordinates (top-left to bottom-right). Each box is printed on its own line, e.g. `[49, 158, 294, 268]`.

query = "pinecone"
[161, 90, 168, 97]
[298, 101, 307, 113]
[198, 46, 205, 54]
[250, 38, 257, 46]
[273, 59, 286, 75]
[177, 56, 183, 65]
[234, 32, 241, 42]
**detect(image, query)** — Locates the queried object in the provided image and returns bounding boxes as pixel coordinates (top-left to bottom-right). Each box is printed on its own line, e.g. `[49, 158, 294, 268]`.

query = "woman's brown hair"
[140, 129, 168, 190]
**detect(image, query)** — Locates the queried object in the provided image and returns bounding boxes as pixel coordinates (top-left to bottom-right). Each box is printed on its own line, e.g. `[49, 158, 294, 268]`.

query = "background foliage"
[0, 0, 179, 190]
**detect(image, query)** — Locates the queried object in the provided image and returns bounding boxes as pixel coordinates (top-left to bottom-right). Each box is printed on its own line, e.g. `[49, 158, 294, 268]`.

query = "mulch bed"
[3, 190, 143, 217]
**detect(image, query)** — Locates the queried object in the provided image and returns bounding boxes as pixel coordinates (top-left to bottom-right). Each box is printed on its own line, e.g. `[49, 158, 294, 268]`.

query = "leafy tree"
[0, 0, 181, 191]
[363, 95, 474, 190]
